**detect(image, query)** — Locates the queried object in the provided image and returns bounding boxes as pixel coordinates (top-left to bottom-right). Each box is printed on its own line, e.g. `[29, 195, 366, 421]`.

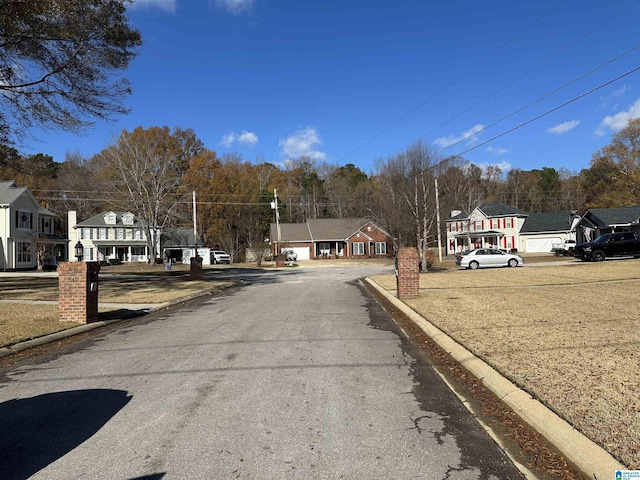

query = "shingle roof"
[75, 211, 143, 227]
[585, 205, 640, 226]
[0, 181, 29, 205]
[271, 222, 312, 242]
[271, 218, 385, 242]
[520, 211, 575, 233]
[478, 202, 529, 217]
[160, 228, 204, 248]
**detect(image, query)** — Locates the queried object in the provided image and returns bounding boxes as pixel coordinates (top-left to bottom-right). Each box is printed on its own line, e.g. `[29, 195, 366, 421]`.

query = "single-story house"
[574, 205, 640, 243]
[270, 218, 395, 260]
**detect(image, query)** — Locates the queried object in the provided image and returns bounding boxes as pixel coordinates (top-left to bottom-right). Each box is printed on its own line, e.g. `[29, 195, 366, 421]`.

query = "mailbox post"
[58, 261, 100, 323]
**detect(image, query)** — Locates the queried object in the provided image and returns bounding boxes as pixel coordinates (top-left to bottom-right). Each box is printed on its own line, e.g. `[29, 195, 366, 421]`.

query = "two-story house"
[0, 180, 62, 270]
[446, 202, 529, 255]
[68, 210, 160, 263]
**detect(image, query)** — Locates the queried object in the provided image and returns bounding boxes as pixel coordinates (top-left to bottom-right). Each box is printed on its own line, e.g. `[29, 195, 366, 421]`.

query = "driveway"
[0, 264, 524, 479]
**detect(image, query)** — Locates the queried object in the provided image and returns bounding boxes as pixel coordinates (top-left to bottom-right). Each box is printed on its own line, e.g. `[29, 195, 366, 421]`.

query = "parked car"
[211, 250, 231, 264]
[457, 248, 524, 270]
[572, 231, 640, 262]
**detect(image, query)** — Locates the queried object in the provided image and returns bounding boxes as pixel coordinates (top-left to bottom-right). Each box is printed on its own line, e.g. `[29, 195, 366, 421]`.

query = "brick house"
[270, 218, 395, 260]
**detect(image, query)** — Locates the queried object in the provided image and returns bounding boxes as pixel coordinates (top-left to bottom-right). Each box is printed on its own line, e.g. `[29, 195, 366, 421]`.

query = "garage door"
[525, 237, 561, 253]
[289, 246, 310, 260]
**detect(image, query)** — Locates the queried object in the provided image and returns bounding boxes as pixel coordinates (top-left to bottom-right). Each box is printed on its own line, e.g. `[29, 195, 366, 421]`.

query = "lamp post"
[74, 241, 84, 262]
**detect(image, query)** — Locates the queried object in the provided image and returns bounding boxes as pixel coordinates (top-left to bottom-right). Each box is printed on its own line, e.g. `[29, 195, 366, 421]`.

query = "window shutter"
[15, 211, 18, 227]
[30, 213, 33, 228]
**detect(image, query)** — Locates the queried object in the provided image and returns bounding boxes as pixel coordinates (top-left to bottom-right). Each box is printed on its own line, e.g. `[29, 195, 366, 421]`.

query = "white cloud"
[130, 0, 177, 12]
[486, 146, 508, 155]
[595, 98, 640, 136]
[599, 83, 628, 108]
[547, 120, 580, 135]
[219, 130, 259, 148]
[279, 127, 326, 161]
[434, 124, 484, 149]
[213, 0, 253, 14]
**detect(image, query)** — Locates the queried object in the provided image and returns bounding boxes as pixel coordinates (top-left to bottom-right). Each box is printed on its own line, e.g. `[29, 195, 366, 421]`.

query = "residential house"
[574, 205, 640, 243]
[519, 210, 580, 252]
[0, 180, 63, 270]
[270, 218, 395, 260]
[446, 202, 528, 254]
[68, 210, 160, 263]
[161, 227, 210, 265]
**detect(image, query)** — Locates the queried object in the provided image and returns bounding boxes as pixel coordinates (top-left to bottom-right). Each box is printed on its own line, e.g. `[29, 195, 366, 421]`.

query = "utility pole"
[193, 191, 197, 256]
[271, 189, 282, 255]
[435, 178, 443, 262]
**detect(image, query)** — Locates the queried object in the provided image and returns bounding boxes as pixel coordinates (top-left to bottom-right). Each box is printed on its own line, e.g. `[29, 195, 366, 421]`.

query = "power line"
[400, 0, 640, 152]
[337, 0, 566, 163]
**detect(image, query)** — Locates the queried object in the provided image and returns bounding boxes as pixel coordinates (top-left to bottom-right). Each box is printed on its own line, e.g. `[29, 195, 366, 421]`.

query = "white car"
[211, 250, 231, 264]
[457, 248, 523, 270]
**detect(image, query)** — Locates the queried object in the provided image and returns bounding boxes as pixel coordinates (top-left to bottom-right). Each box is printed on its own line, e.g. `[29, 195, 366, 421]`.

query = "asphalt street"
[0, 265, 525, 479]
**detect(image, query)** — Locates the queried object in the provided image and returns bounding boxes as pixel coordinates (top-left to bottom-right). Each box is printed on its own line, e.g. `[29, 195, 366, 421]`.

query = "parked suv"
[573, 231, 640, 262]
[211, 250, 231, 264]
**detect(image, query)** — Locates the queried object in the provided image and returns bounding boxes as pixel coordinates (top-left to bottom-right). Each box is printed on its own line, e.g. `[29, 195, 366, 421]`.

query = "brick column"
[396, 247, 420, 299]
[58, 261, 100, 324]
[190, 256, 203, 279]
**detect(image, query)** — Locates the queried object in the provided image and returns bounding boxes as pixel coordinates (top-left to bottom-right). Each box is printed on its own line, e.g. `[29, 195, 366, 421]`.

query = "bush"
[108, 258, 122, 266]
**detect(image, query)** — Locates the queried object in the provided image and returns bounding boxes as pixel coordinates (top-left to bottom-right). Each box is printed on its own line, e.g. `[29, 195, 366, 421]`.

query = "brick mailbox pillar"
[190, 255, 203, 279]
[58, 261, 100, 324]
[396, 247, 420, 299]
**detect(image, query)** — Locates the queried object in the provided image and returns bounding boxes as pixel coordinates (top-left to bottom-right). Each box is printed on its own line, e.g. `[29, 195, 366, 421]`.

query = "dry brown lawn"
[0, 268, 231, 348]
[370, 259, 640, 468]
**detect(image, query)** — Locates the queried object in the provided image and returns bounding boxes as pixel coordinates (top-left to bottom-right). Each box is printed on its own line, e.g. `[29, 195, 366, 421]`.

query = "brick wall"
[396, 247, 419, 299]
[58, 261, 100, 323]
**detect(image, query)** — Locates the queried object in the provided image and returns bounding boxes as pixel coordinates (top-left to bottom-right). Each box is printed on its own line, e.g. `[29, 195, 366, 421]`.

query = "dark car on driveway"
[573, 231, 640, 262]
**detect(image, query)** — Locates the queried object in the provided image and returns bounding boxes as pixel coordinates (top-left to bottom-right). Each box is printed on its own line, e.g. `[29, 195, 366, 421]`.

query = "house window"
[105, 212, 117, 225]
[83, 247, 94, 261]
[505, 218, 513, 228]
[116, 228, 125, 240]
[98, 228, 108, 240]
[475, 220, 483, 230]
[17, 241, 32, 263]
[122, 213, 134, 225]
[133, 229, 143, 240]
[81, 228, 93, 239]
[375, 242, 387, 255]
[352, 242, 365, 255]
[16, 210, 31, 229]
[41, 217, 54, 234]
[491, 219, 499, 229]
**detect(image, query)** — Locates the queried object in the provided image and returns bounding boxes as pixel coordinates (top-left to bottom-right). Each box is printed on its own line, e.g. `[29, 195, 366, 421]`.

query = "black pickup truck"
[573, 231, 640, 261]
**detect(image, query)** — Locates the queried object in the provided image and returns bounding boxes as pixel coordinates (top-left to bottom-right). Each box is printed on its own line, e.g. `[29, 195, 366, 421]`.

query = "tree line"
[2, 119, 640, 265]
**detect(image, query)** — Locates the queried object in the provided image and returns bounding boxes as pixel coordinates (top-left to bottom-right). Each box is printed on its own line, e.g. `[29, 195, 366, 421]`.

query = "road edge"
[363, 277, 625, 479]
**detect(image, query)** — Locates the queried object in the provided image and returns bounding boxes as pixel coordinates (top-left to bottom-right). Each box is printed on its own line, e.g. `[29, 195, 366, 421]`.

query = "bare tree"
[376, 141, 448, 271]
[93, 127, 195, 264]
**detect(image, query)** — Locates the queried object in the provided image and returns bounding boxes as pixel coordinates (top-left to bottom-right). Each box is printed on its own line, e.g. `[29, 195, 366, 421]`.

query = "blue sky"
[22, 0, 640, 176]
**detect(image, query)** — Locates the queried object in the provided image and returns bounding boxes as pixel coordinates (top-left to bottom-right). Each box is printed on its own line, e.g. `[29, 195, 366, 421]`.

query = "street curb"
[364, 277, 625, 479]
[0, 290, 214, 359]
